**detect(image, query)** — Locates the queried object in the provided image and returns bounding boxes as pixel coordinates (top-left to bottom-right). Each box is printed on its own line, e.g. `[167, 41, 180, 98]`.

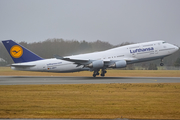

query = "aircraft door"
[43, 66, 47, 71]
[36, 65, 47, 71]
[154, 43, 160, 54]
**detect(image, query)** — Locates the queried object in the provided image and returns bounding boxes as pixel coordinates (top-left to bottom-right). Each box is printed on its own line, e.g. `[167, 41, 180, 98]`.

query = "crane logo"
[10, 45, 23, 58]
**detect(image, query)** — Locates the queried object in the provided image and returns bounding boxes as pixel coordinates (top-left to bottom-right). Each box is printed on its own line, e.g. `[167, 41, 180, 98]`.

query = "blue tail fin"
[2, 40, 43, 63]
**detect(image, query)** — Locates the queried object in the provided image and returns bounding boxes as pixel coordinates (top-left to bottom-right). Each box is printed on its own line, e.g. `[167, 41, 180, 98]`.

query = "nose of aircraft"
[174, 45, 179, 51]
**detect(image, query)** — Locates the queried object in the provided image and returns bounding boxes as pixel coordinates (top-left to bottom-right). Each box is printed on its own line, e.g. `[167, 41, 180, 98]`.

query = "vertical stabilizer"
[2, 40, 43, 63]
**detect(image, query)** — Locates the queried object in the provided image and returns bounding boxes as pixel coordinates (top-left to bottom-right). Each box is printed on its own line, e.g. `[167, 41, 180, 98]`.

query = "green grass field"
[0, 67, 180, 119]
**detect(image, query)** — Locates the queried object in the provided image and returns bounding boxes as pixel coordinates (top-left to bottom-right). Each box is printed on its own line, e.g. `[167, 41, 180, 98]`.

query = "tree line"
[0, 39, 113, 65]
[0, 38, 180, 69]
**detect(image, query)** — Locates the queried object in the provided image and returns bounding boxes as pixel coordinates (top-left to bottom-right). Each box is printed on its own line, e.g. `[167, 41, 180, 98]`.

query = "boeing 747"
[2, 40, 179, 77]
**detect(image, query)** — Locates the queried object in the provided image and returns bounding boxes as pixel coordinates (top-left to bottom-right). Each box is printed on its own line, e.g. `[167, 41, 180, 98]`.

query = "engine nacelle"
[109, 60, 127, 68]
[87, 60, 104, 68]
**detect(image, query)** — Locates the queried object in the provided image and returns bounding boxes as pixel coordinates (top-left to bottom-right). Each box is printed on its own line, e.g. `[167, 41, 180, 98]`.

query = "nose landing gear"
[160, 58, 164, 66]
[160, 63, 164, 66]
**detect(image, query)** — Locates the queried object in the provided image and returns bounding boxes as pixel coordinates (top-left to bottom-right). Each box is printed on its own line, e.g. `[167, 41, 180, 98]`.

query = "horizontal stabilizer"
[11, 64, 36, 67]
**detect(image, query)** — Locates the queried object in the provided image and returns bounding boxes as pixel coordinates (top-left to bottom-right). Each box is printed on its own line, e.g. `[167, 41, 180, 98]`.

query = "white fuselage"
[11, 41, 179, 72]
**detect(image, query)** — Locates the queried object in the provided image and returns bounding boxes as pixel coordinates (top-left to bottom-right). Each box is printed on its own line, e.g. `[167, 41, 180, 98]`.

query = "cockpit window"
[162, 42, 166, 44]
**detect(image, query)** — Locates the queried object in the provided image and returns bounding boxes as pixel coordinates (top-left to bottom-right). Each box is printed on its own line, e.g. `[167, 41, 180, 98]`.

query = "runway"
[0, 76, 180, 85]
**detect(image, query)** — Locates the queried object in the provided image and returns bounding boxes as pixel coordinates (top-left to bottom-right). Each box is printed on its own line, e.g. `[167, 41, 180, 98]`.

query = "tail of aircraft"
[2, 40, 43, 63]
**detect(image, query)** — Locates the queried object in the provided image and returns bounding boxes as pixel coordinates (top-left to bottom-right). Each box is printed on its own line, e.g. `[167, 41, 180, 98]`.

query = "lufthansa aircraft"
[2, 40, 179, 77]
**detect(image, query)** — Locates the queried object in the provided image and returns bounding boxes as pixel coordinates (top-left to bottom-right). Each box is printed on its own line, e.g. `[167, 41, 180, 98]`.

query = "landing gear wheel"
[93, 70, 100, 77]
[160, 58, 164, 66]
[101, 73, 105, 77]
[160, 63, 164, 66]
[93, 74, 96, 77]
[101, 69, 107, 77]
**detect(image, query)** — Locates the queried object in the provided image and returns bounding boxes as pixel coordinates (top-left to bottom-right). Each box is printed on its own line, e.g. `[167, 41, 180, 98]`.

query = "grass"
[0, 67, 180, 77]
[0, 67, 180, 119]
[0, 83, 180, 119]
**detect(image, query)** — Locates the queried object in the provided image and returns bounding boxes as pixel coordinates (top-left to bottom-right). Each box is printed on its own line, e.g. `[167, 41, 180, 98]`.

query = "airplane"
[2, 40, 179, 77]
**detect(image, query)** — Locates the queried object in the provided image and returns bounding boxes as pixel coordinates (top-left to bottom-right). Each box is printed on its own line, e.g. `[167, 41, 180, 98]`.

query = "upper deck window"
[143, 44, 153, 47]
[129, 46, 139, 49]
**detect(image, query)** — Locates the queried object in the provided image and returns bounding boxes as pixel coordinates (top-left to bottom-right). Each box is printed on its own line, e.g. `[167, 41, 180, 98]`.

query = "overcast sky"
[0, 0, 180, 45]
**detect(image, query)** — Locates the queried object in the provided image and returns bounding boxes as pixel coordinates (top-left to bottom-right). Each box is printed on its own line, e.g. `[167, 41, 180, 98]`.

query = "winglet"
[2, 40, 43, 63]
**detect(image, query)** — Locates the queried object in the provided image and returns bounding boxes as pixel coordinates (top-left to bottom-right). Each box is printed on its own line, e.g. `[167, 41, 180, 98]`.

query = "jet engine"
[109, 60, 127, 68]
[86, 60, 104, 68]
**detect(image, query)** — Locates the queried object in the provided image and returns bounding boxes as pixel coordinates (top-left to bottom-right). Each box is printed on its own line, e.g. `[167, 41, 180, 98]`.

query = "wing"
[55, 55, 138, 68]
[54, 55, 92, 67]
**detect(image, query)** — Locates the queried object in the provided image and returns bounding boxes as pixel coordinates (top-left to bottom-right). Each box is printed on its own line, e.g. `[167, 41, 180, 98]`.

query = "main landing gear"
[93, 69, 107, 77]
[100, 69, 107, 77]
[93, 70, 99, 77]
[160, 58, 164, 66]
